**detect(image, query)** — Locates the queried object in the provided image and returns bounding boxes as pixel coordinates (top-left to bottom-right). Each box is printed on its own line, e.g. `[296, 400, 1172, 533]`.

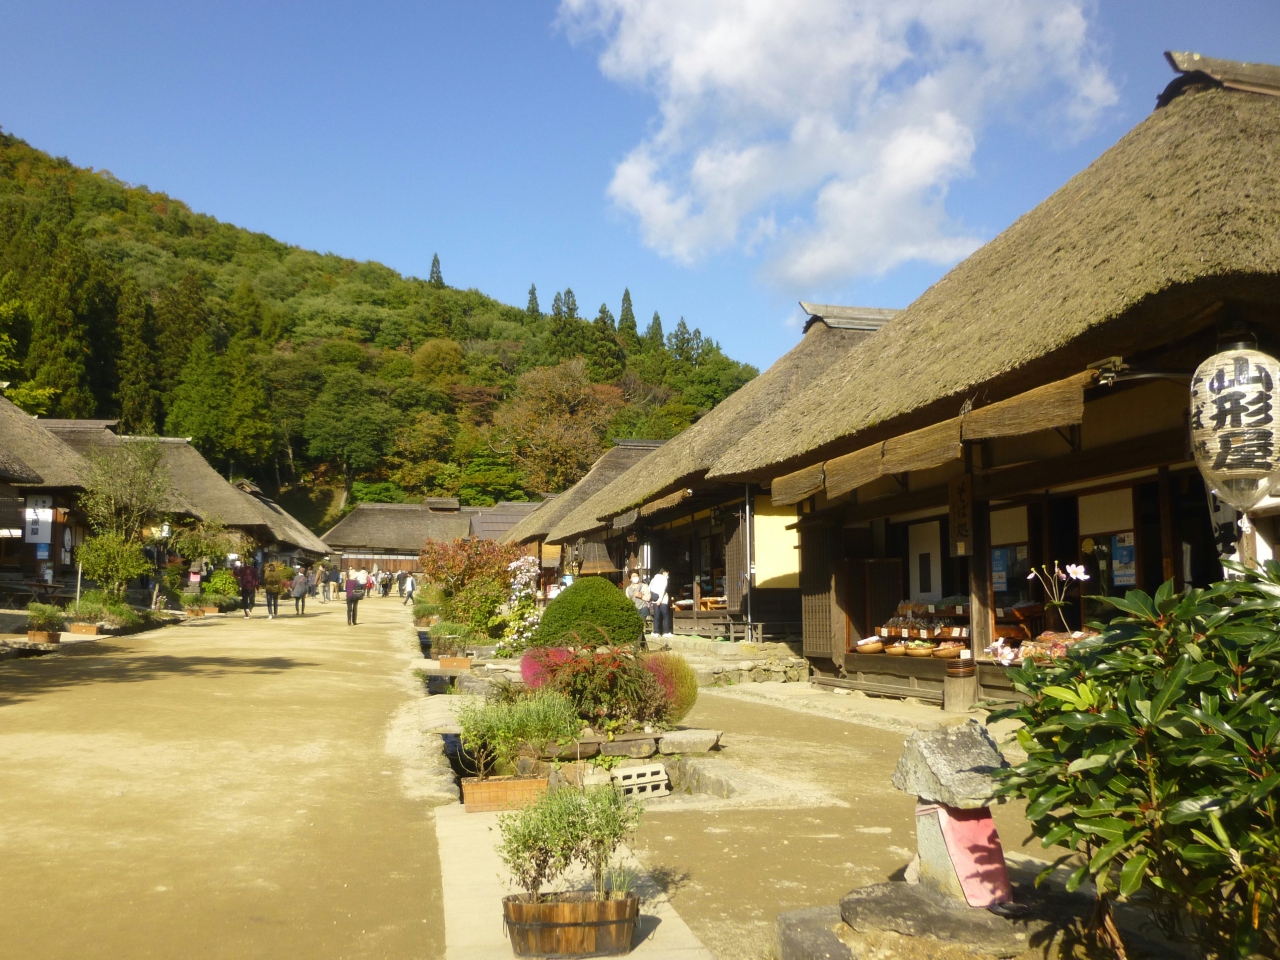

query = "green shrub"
[531, 577, 644, 648]
[644, 652, 699, 723]
[523, 646, 667, 727]
[78, 531, 153, 598]
[991, 570, 1280, 959]
[27, 602, 65, 632]
[497, 784, 642, 903]
[430, 621, 477, 657]
[412, 595, 441, 622]
[180, 593, 206, 611]
[206, 569, 239, 597]
[67, 598, 107, 624]
[457, 689, 581, 778]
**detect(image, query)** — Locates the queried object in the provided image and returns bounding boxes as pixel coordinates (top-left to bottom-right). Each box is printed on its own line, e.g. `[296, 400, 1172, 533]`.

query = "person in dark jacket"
[262, 562, 284, 619]
[235, 561, 259, 618]
[345, 571, 362, 625]
[291, 569, 309, 616]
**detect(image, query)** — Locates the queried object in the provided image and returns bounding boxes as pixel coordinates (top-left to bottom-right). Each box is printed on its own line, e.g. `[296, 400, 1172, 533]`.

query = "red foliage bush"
[520, 646, 667, 725]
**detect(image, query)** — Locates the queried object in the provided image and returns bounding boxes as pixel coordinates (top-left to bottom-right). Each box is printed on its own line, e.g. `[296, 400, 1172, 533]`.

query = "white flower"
[1026, 571, 1037, 580]
[1065, 564, 1090, 582]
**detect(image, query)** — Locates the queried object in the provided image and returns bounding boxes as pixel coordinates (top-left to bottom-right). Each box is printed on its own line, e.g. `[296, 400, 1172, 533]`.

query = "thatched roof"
[0, 397, 89, 489]
[0, 447, 41, 484]
[322, 503, 474, 553]
[547, 318, 890, 539]
[154, 440, 274, 528]
[247, 495, 331, 555]
[513, 441, 666, 545]
[503, 495, 558, 544]
[708, 74, 1280, 482]
[470, 501, 541, 541]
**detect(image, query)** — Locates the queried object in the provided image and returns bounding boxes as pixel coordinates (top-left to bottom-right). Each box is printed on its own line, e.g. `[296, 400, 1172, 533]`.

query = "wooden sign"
[949, 474, 973, 558]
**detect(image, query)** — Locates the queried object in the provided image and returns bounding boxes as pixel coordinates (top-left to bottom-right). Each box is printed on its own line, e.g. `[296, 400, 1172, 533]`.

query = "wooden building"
[698, 53, 1280, 701]
[539, 308, 895, 641]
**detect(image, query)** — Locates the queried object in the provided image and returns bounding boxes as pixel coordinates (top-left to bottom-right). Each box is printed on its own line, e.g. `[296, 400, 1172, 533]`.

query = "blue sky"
[1, 1, 1277, 370]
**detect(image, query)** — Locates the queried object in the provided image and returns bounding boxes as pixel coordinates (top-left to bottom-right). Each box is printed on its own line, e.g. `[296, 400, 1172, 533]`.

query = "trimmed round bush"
[531, 576, 644, 647]
[644, 652, 699, 723]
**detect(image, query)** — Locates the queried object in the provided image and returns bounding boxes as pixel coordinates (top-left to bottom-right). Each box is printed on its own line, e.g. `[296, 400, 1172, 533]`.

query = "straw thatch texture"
[155, 440, 274, 529]
[548, 321, 882, 538]
[708, 83, 1280, 481]
[322, 503, 473, 553]
[881, 418, 962, 475]
[771, 463, 825, 506]
[537, 441, 666, 544]
[822, 444, 885, 501]
[961, 371, 1094, 441]
[0, 398, 89, 489]
[469, 501, 541, 541]
[0, 448, 41, 484]
[250, 496, 331, 555]
[503, 495, 557, 544]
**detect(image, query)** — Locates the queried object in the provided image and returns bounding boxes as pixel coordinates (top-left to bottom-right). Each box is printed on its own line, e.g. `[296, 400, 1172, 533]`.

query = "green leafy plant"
[496, 784, 643, 904]
[457, 690, 581, 779]
[169, 518, 242, 565]
[531, 577, 645, 648]
[643, 652, 699, 723]
[180, 593, 206, 611]
[66, 597, 107, 624]
[78, 531, 153, 598]
[26, 602, 65, 633]
[991, 571, 1280, 959]
[523, 645, 668, 726]
[430, 622, 477, 657]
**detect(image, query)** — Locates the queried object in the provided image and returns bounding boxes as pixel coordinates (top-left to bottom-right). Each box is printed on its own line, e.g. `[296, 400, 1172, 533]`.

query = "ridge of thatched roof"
[510, 442, 665, 545]
[0, 397, 89, 489]
[322, 503, 474, 553]
[547, 320, 884, 539]
[503, 495, 558, 544]
[708, 78, 1280, 481]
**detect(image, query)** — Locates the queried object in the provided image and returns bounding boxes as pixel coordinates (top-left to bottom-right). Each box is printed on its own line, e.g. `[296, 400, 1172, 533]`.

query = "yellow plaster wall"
[754, 495, 800, 589]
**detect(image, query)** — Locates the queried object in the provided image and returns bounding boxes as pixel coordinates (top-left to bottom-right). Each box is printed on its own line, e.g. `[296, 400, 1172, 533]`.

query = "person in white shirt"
[402, 573, 417, 605]
[356, 568, 370, 586]
[648, 568, 672, 637]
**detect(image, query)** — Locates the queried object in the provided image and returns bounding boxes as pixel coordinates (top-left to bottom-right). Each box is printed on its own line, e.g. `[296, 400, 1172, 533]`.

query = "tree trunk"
[339, 462, 353, 511]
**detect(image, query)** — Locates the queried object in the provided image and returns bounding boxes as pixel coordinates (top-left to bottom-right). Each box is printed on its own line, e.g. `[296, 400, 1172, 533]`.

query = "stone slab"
[600, 737, 657, 758]
[775, 906, 854, 960]
[840, 882, 1083, 958]
[657, 728, 721, 754]
[890, 719, 1007, 808]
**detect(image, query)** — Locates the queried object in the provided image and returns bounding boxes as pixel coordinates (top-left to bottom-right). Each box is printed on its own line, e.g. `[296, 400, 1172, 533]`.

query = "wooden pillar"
[969, 499, 993, 657]
[1158, 466, 1180, 590]
[1040, 493, 1053, 568]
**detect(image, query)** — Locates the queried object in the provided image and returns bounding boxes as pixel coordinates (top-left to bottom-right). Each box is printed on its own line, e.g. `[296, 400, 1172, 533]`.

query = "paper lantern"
[1190, 347, 1280, 513]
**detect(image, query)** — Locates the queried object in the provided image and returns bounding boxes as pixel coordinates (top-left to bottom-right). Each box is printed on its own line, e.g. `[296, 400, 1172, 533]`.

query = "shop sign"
[24, 495, 53, 544]
[1111, 532, 1137, 587]
[991, 547, 1008, 592]
[949, 474, 973, 557]
[1190, 347, 1280, 512]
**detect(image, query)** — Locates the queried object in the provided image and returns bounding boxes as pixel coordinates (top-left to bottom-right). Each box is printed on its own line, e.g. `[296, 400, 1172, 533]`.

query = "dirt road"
[0, 595, 444, 960]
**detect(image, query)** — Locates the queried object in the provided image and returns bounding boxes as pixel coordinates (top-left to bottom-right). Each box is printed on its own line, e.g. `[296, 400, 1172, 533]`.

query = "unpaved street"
[0, 596, 445, 960]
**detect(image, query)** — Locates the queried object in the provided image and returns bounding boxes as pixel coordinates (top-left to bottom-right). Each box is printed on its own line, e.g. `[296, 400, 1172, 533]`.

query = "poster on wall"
[1112, 532, 1137, 587]
[991, 547, 1008, 592]
[24, 495, 52, 544]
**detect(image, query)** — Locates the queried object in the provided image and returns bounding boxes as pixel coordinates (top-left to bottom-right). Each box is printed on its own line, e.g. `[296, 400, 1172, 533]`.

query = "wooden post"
[1158, 466, 1180, 589]
[969, 499, 993, 657]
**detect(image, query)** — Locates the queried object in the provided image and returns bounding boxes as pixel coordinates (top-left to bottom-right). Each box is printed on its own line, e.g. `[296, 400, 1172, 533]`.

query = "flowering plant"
[495, 555, 542, 658]
[1027, 561, 1090, 632]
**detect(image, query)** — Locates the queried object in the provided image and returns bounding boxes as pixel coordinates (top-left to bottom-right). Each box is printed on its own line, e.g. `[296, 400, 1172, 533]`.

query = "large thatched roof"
[0, 397, 89, 489]
[154, 440, 274, 527]
[247, 494, 331, 555]
[548, 318, 889, 539]
[510, 441, 665, 545]
[709, 74, 1280, 481]
[503, 495, 558, 544]
[322, 503, 474, 553]
[470, 501, 541, 541]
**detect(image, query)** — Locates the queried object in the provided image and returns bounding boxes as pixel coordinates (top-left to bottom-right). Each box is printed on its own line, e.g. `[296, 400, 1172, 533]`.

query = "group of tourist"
[221, 560, 417, 626]
[623, 568, 673, 637]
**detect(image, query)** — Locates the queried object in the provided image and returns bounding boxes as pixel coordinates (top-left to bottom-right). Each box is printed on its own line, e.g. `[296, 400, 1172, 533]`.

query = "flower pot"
[503, 893, 639, 957]
[68, 623, 100, 636]
[202, 606, 220, 615]
[186, 608, 204, 617]
[438, 656, 472, 670]
[461, 775, 547, 813]
[27, 630, 60, 644]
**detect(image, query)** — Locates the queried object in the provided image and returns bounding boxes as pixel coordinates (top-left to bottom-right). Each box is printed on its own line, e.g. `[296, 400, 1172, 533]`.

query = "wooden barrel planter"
[27, 630, 59, 644]
[68, 623, 100, 636]
[503, 893, 639, 957]
[462, 776, 548, 813]
[438, 656, 473, 670]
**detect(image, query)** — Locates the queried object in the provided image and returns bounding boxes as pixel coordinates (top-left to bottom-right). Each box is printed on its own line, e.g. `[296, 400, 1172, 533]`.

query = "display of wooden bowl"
[932, 645, 963, 659]
[885, 644, 907, 656]
[906, 646, 937, 657]
[855, 641, 884, 654]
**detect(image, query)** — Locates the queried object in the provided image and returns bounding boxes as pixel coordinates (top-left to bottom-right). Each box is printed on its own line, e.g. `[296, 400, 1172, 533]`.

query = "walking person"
[263, 562, 283, 619]
[402, 572, 416, 605]
[235, 560, 259, 618]
[396, 569, 407, 598]
[649, 567, 672, 637]
[307, 567, 317, 599]
[291, 568, 309, 616]
[345, 570, 364, 625]
[320, 564, 331, 602]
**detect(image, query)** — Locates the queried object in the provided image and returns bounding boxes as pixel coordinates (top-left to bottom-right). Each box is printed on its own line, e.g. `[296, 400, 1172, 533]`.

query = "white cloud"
[559, 0, 1117, 287]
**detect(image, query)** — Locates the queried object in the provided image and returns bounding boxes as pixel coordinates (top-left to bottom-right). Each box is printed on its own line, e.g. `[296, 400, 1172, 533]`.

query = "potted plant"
[432, 622, 475, 670]
[27, 602, 65, 643]
[459, 691, 580, 813]
[498, 785, 643, 957]
[65, 595, 106, 636]
[180, 593, 206, 617]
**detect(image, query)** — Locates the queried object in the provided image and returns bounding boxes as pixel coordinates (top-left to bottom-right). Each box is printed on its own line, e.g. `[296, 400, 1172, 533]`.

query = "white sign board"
[24, 495, 53, 544]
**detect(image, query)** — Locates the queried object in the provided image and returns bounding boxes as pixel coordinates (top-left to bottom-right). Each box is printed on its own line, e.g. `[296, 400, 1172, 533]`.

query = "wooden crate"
[461, 776, 547, 813]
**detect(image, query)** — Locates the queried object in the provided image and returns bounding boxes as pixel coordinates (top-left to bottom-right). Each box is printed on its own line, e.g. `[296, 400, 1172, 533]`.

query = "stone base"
[776, 906, 854, 960]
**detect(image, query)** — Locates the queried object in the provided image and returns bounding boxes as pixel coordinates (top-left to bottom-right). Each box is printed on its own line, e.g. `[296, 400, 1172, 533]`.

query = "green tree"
[618, 288, 639, 352]
[115, 278, 160, 433]
[525, 283, 541, 323]
[642, 311, 664, 352]
[587, 304, 624, 382]
[154, 272, 208, 417]
[166, 333, 230, 459]
[303, 369, 392, 501]
[24, 244, 105, 417]
[562, 288, 578, 319]
[428, 253, 444, 289]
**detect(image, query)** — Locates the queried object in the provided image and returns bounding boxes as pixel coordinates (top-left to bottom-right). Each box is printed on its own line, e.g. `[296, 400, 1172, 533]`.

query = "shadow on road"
[0, 641, 315, 706]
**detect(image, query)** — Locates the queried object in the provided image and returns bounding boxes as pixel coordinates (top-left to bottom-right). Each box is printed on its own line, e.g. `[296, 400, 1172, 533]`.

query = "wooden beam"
[969, 499, 993, 657]
[843, 487, 949, 525]
[1158, 466, 1180, 589]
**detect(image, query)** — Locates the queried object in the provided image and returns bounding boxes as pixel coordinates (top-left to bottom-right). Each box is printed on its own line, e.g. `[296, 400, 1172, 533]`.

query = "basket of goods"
[905, 640, 937, 657]
[932, 641, 966, 659]
[885, 641, 908, 656]
[855, 638, 884, 654]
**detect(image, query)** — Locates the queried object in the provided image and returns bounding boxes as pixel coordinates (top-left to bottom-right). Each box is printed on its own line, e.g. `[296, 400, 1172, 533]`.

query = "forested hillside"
[0, 128, 756, 521]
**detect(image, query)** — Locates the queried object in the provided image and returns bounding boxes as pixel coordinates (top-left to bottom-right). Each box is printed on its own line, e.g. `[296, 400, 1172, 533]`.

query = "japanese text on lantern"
[1192, 355, 1276, 473]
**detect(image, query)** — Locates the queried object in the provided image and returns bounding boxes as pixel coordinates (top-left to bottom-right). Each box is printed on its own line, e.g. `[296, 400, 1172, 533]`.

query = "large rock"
[775, 906, 853, 960]
[600, 737, 656, 758]
[891, 719, 1007, 809]
[657, 728, 721, 755]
